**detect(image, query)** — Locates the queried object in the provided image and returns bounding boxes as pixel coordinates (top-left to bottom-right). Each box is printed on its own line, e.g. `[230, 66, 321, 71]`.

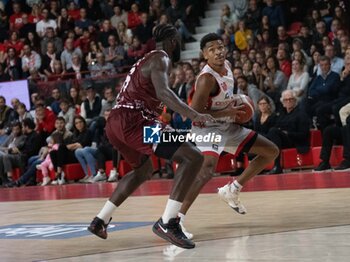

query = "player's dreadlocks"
[153, 24, 178, 42]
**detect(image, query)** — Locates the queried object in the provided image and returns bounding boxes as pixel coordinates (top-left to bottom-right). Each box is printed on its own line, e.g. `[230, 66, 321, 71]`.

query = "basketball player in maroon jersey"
[177, 33, 279, 239]
[87, 24, 214, 249]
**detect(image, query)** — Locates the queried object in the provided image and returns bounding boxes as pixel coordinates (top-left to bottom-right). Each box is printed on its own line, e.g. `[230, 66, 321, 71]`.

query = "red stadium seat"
[118, 160, 132, 178]
[12, 168, 21, 181]
[310, 130, 322, 147]
[312, 146, 344, 167]
[215, 153, 235, 173]
[62, 163, 85, 180]
[281, 148, 314, 169]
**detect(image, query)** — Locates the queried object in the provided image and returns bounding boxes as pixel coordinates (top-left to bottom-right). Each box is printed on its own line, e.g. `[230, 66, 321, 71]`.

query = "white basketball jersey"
[195, 60, 240, 124]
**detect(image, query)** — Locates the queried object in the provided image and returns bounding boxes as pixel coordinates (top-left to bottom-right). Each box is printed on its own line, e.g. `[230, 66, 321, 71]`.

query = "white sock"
[97, 200, 117, 224]
[162, 199, 182, 223]
[231, 180, 243, 192]
[178, 212, 186, 222]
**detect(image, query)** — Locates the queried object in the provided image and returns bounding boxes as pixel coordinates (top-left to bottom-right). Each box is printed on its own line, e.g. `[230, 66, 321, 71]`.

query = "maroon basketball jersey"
[115, 50, 167, 119]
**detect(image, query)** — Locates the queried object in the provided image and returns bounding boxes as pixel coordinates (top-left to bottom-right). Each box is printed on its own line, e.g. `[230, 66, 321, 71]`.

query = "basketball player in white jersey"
[178, 33, 279, 239]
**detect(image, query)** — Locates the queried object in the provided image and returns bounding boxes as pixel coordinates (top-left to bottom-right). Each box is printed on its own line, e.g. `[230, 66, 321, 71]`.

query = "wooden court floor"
[1, 174, 350, 262]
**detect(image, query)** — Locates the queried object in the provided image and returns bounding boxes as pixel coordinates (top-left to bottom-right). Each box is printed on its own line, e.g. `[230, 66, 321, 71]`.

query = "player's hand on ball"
[229, 104, 246, 120]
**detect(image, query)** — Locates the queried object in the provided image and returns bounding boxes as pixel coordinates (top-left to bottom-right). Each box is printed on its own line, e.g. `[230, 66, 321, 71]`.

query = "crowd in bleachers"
[0, 0, 350, 187]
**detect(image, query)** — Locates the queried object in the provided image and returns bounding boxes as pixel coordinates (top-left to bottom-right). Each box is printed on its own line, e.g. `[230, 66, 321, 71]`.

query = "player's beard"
[172, 42, 181, 63]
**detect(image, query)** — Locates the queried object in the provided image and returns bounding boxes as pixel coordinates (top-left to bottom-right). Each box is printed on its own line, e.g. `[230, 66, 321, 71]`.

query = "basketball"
[233, 94, 255, 124]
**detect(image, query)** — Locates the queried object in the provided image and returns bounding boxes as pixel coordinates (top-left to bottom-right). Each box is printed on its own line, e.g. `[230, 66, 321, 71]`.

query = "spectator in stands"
[314, 114, 350, 172]
[149, 0, 164, 23]
[25, 31, 41, 54]
[58, 99, 75, 131]
[89, 52, 116, 78]
[171, 67, 187, 102]
[60, 38, 83, 71]
[40, 27, 63, 55]
[127, 3, 142, 30]
[41, 42, 60, 76]
[244, 0, 261, 35]
[75, 8, 93, 31]
[0, 64, 10, 82]
[100, 86, 116, 117]
[328, 18, 342, 43]
[83, 0, 102, 22]
[317, 44, 344, 75]
[3, 47, 22, 80]
[313, 20, 328, 47]
[262, 0, 286, 34]
[237, 75, 275, 111]
[277, 48, 292, 78]
[80, 83, 102, 127]
[16, 102, 32, 123]
[0, 96, 15, 144]
[166, 0, 196, 43]
[304, 56, 340, 127]
[28, 3, 41, 23]
[127, 36, 147, 65]
[287, 59, 310, 102]
[135, 12, 153, 45]
[267, 90, 310, 174]
[235, 20, 253, 51]
[50, 115, 92, 185]
[219, 4, 238, 34]
[293, 37, 311, 62]
[315, 56, 350, 129]
[184, 67, 196, 99]
[36, 132, 62, 186]
[98, 19, 119, 50]
[299, 25, 313, 55]
[68, 86, 82, 114]
[34, 103, 56, 143]
[9, 2, 23, 32]
[21, 44, 41, 78]
[308, 49, 322, 80]
[253, 96, 276, 137]
[36, 8, 58, 38]
[46, 88, 61, 115]
[0, 118, 41, 185]
[111, 5, 127, 30]
[86, 40, 101, 67]
[5, 31, 24, 56]
[48, 0, 60, 20]
[66, 53, 88, 79]
[103, 35, 125, 71]
[262, 55, 287, 110]
[0, 122, 26, 158]
[57, 7, 75, 37]
[19, 13, 36, 41]
[116, 21, 133, 49]
[5, 117, 73, 187]
[250, 62, 265, 91]
[0, 9, 8, 43]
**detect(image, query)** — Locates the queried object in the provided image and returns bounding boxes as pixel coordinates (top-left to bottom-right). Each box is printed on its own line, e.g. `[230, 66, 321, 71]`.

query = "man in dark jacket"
[267, 90, 311, 174]
[0, 118, 41, 185]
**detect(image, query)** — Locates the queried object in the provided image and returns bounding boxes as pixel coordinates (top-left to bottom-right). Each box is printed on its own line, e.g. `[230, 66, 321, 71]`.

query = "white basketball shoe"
[217, 183, 247, 214]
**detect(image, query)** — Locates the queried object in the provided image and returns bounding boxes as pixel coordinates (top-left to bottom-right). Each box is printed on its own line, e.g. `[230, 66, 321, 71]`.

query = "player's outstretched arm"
[150, 54, 214, 123]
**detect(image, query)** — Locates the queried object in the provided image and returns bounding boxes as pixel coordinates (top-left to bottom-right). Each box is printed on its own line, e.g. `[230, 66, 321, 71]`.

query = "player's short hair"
[153, 24, 178, 42]
[200, 33, 222, 50]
